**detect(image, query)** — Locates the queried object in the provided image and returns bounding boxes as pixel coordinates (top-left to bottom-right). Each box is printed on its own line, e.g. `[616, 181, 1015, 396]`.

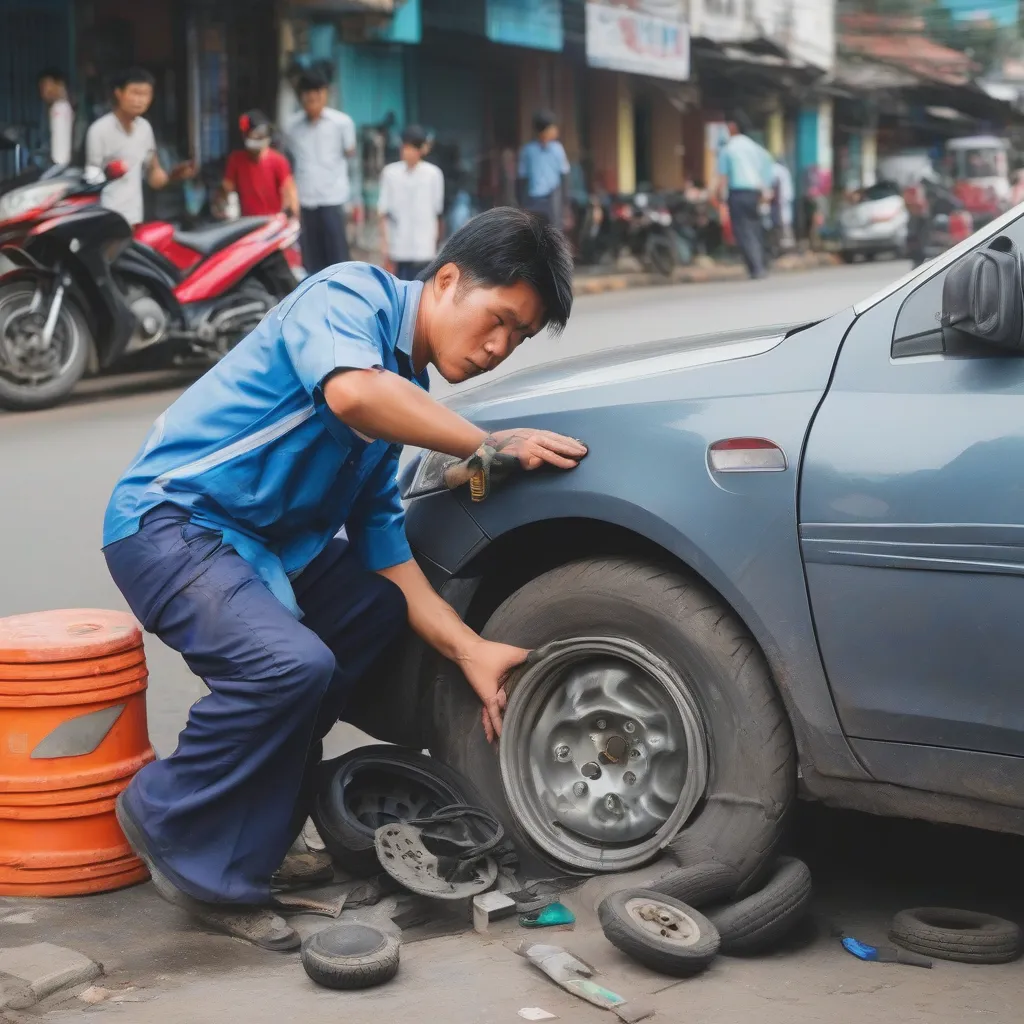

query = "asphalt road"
[0, 260, 901, 756]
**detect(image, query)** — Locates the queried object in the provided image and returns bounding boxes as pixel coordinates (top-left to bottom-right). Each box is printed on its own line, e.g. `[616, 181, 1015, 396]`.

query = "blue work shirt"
[518, 139, 570, 199]
[718, 134, 774, 193]
[102, 263, 427, 618]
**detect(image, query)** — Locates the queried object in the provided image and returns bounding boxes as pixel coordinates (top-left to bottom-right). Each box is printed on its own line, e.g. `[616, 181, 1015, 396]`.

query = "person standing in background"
[38, 68, 74, 166]
[285, 71, 357, 274]
[220, 110, 298, 218]
[771, 156, 795, 255]
[518, 111, 570, 229]
[378, 125, 445, 281]
[85, 68, 195, 226]
[717, 111, 774, 279]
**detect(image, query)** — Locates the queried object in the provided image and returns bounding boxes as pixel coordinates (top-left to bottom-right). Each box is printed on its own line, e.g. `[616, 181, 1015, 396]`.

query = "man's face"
[539, 124, 559, 145]
[429, 267, 545, 384]
[115, 82, 154, 119]
[401, 142, 423, 166]
[39, 77, 60, 103]
[301, 88, 328, 120]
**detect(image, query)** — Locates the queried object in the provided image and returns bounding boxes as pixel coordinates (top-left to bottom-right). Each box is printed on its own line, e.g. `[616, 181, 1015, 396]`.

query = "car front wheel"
[429, 557, 796, 881]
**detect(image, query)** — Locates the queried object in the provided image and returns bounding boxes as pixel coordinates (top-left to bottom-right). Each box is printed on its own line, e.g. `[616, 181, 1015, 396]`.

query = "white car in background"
[839, 181, 909, 263]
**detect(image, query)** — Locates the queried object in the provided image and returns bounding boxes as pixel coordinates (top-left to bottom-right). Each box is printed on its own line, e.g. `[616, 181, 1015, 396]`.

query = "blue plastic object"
[842, 937, 879, 961]
[520, 902, 576, 928]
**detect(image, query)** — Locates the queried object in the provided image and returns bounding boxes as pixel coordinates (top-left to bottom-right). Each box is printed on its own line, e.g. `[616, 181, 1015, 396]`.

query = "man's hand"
[456, 638, 529, 742]
[170, 160, 197, 182]
[489, 428, 587, 471]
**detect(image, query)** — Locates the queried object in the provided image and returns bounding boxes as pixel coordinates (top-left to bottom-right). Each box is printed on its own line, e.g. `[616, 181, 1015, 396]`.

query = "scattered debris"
[0, 942, 101, 1003]
[272, 890, 347, 918]
[518, 1008, 558, 1021]
[520, 903, 575, 929]
[79, 985, 112, 1004]
[517, 941, 653, 1020]
[842, 936, 932, 968]
[474, 890, 517, 933]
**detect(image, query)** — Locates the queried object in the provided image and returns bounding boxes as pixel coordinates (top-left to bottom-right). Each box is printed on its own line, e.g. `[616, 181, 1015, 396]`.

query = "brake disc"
[374, 823, 497, 900]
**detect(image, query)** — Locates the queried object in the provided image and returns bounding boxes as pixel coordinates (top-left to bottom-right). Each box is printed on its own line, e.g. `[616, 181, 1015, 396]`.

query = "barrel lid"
[0, 610, 141, 663]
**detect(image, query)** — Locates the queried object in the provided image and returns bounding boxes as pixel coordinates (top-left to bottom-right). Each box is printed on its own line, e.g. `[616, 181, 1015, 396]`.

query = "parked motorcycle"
[575, 192, 676, 275]
[0, 163, 298, 411]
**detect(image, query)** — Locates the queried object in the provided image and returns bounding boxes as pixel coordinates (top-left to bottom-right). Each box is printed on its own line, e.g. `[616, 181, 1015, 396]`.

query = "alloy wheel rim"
[499, 636, 708, 873]
[624, 897, 702, 946]
[0, 290, 80, 387]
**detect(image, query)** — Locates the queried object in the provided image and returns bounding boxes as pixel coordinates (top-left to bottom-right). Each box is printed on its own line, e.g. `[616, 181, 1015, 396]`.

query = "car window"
[861, 182, 900, 202]
[891, 214, 1024, 358]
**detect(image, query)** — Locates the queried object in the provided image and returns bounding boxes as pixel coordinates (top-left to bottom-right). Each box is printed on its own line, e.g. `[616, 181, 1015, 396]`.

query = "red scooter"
[0, 163, 300, 411]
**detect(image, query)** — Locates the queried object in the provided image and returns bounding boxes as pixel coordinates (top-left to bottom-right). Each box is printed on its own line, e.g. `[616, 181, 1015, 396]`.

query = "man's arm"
[281, 173, 299, 217]
[50, 104, 72, 165]
[377, 168, 391, 264]
[378, 559, 526, 739]
[342, 114, 357, 159]
[84, 123, 102, 171]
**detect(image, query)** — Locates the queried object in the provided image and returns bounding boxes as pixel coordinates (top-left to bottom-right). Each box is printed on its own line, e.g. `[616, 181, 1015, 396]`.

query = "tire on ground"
[312, 745, 485, 877]
[301, 923, 400, 990]
[599, 888, 720, 976]
[707, 856, 812, 955]
[429, 557, 795, 881]
[889, 908, 1022, 965]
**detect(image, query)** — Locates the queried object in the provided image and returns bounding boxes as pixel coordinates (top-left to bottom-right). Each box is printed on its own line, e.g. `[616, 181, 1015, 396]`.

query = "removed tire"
[312, 745, 483, 877]
[889, 908, 1022, 965]
[430, 558, 795, 879]
[599, 888, 719, 976]
[301, 923, 400, 990]
[707, 856, 812, 955]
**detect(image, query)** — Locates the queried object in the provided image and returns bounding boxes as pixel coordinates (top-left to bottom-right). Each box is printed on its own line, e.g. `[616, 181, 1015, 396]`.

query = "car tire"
[429, 557, 795, 881]
[889, 908, 1022, 965]
[649, 860, 740, 908]
[312, 745, 484, 877]
[599, 889, 720, 976]
[707, 856, 812, 955]
[301, 923, 400, 990]
[840, 251, 856, 264]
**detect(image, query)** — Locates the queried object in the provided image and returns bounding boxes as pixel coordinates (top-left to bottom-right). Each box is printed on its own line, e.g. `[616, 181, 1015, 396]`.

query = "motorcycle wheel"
[211, 279, 275, 358]
[645, 234, 676, 276]
[0, 282, 91, 412]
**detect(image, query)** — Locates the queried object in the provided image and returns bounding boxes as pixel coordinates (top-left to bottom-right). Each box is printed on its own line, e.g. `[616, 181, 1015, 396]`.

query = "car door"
[800, 224, 1024, 805]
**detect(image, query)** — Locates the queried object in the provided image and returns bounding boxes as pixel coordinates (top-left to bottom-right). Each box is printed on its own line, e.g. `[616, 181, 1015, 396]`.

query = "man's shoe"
[115, 792, 300, 952]
[272, 850, 335, 890]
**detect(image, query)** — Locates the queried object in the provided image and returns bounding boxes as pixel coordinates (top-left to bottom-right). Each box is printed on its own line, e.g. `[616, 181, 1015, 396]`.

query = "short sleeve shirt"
[378, 160, 445, 262]
[102, 263, 427, 617]
[85, 112, 156, 225]
[285, 108, 357, 208]
[224, 147, 292, 216]
[517, 139, 570, 198]
[717, 134, 775, 194]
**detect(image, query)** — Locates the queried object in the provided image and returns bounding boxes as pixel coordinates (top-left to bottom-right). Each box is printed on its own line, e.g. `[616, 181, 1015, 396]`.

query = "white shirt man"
[37, 69, 74, 166]
[378, 125, 444, 281]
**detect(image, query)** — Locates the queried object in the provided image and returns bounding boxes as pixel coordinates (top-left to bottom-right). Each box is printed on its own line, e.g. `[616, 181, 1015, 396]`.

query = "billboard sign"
[585, 1, 690, 81]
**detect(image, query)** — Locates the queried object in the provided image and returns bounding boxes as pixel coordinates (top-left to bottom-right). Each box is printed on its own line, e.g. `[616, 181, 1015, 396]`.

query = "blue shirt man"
[518, 110, 570, 225]
[101, 210, 586, 953]
[717, 115, 774, 279]
[717, 132, 775, 194]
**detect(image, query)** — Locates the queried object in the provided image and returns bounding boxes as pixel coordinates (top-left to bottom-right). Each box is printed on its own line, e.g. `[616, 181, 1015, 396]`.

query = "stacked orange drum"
[0, 609, 154, 896]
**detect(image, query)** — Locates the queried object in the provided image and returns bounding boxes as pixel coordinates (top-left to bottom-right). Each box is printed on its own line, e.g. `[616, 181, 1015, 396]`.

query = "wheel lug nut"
[555, 745, 571, 761]
[573, 781, 588, 798]
[623, 771, 636, 785]
[630, 749, 640, 760]
[595, 718, 607, 730]
[623, 721, 636, 733]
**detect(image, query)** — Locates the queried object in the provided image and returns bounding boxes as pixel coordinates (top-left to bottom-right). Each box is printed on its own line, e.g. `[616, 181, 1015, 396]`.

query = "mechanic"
[102, 206, 585, 951]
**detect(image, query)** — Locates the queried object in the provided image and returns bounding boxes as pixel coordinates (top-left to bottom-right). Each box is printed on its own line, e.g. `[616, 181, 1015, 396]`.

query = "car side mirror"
[941, 234, 1024, 353]
[105, 160, 128, 180]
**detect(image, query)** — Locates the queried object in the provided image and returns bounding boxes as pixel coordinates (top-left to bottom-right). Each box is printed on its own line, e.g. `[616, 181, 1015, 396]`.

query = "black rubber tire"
[429, 558, 795, 881]
[707, 856, 812, 955]
[645, 234, 676, 276]
[840, 251, 856, 263]
[0, 283, 91, 412]
[312, 745, 483, 877]
[599, 888, 720, 976]
[889, 908, 1022, 965]
[301, 924, 400, 990]
[649, 860, 740, 908]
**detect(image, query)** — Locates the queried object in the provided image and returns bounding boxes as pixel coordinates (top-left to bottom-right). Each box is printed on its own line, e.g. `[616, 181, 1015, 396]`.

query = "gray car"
[377, 206, 1024, 883]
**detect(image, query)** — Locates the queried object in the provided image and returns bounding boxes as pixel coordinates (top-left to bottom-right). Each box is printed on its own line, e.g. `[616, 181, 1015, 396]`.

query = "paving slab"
[0, 942, 100, 1003]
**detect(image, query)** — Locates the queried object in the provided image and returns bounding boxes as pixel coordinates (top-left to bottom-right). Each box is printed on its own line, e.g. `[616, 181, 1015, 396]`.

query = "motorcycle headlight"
[0, 181, 71, 221]
[400, 449, 462, 500]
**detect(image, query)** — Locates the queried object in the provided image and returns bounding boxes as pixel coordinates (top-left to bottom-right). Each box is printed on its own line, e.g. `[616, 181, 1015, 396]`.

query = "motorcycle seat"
[174, 217, 270, 257]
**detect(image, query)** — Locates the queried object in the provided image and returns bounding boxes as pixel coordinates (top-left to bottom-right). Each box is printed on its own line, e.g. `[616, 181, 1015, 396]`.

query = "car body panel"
[405, 311, 872, 782]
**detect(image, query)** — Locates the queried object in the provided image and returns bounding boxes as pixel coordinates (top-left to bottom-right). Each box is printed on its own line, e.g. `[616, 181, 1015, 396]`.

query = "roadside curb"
[573, 252, 842, 296]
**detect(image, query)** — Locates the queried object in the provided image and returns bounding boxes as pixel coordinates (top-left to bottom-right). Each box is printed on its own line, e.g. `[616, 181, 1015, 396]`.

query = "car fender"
[405, 311, 870, 783]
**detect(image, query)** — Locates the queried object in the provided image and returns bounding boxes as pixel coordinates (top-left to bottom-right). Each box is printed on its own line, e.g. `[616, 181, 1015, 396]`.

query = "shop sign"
[585, 1, 690, 81]
[486, 0, 564, 52]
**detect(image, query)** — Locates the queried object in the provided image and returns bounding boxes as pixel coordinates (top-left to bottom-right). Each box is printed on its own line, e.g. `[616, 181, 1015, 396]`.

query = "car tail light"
[708, 438, 787, 473]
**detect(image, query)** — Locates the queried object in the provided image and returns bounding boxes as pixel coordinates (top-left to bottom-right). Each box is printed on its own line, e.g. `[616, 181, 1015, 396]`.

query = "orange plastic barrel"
[0, 609, 155, 896]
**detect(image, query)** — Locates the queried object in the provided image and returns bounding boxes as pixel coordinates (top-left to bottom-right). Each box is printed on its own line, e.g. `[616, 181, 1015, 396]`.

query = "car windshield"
[955, 148, 1007, 179]
[860, 182, 900, 202]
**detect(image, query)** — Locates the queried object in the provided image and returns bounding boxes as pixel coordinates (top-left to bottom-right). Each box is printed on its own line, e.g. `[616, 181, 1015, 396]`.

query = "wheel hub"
[625, 897, 701, 946]
[500, 636, 709, 873]
[0, 295, 75, 386]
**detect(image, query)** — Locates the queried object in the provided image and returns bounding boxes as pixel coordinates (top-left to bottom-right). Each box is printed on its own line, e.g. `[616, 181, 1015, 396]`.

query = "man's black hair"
[420, 207, 573, 334]
[401, 124, 428, 149]
[112, 67, 155, 92]
[731, 109, 754, 135]
[296, 70, 329, 95]
[37, 67, 66, 85]
[533, 110, 557, 135]
[241, 109, 271, 133]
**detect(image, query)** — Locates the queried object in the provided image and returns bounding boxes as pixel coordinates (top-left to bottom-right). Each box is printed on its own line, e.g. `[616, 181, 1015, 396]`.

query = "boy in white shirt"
[38, 67, 74, 166]
[378, 125, 444, 281]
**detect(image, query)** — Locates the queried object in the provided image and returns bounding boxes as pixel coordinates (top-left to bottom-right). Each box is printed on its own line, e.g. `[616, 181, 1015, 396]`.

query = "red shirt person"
[222, 110, 298, 217]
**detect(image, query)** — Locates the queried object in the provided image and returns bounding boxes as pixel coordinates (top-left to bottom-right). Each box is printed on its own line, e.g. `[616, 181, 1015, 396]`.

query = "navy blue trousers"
[104, 504, 406, 905]
[300, 205, 350, 274]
